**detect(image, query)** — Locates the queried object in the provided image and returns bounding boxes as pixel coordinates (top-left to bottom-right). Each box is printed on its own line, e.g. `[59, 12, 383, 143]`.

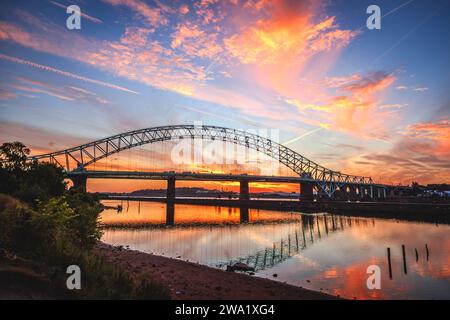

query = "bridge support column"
[239, 180, 250, 200]
[383, 188, 387, 198]
[360, 186, 364, 198]
[167, 177, 176, 202]
[370, 186, 373, 198]
[300, 182, 314, 200]
[166, 177, 176, 226]
[349, 186, 357, 199]
[70, 175, 87, 191]
[377, 188, 381, 198]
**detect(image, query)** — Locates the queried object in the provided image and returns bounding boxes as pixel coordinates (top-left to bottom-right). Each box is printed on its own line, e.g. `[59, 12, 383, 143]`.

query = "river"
[100, 200, 450, 299]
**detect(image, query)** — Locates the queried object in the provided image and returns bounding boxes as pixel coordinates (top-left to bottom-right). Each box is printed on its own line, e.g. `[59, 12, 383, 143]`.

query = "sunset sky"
[1, 0, 449, 192]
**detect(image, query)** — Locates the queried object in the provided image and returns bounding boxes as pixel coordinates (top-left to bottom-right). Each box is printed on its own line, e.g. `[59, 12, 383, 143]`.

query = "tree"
[0, 141, 66, 205]
[0, 141, 30, 171]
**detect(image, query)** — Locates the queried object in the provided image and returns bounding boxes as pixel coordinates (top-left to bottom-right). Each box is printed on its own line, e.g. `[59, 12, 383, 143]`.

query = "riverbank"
[95, 242, 337, 300]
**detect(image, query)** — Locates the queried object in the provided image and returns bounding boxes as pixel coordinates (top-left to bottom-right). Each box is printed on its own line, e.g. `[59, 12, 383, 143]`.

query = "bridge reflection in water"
[214, 214, 352, 272]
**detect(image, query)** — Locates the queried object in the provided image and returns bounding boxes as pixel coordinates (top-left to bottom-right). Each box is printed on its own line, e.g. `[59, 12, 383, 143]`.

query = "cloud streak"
[0, 53, 139, 94]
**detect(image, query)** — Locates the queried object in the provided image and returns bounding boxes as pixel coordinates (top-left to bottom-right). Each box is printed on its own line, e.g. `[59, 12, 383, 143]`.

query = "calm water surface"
[101, 200, 450, 299]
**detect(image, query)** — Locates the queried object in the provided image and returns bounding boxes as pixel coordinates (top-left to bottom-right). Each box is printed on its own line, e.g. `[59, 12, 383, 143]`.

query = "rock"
[226, 262, 255, 272]
[272, 274, 278, 277]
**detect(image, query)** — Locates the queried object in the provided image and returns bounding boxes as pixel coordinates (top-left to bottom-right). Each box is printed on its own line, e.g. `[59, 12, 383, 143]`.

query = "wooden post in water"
[288, 235, 291, 256]
[425, 244, 429, 261]
[263, 248, 268, 268]
[272, 243, 276, 265]
[402, 244, 407, 274]
[387, 247, 392, 279]
[316, 218, 321, 238]
[302, 224, 306, 248]
[415, 248, 419, 262]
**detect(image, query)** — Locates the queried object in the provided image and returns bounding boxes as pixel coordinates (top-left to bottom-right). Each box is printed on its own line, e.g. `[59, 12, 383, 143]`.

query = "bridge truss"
[28, 125, 375, 197]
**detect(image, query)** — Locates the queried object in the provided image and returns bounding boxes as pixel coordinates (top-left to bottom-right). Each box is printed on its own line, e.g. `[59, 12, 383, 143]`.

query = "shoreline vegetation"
[0, 142, 169, 299]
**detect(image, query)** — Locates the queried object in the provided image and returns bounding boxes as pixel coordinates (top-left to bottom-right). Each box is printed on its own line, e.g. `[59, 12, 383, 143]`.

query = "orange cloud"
[402, 120, 450, 156]
[329, 72, 396, 136]
[171, 23, 222, 59]
[224, 1, 357, 99]
[285, 72, 396, 138]
[339, 119, 450, 184]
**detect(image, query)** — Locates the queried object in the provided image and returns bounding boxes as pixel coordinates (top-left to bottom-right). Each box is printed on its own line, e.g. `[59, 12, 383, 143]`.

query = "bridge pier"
[167, 177, 176, 202]
[70, 175, 87, 191]
[349, 185, 358, 199]
[166, 177, 176, 226]
[239, 180, 250, 200]
[300, 182, 314, 200]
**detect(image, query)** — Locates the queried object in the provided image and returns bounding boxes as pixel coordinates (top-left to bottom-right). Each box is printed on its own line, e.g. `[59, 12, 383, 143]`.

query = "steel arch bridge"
[28, 124, 376, 196]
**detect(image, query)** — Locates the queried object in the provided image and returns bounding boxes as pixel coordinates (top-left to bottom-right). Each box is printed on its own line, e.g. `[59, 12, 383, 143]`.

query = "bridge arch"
[28, 124, 373, 186]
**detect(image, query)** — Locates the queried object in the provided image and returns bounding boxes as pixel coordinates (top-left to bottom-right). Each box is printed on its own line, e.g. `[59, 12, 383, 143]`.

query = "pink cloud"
[101, 0, 170, 28]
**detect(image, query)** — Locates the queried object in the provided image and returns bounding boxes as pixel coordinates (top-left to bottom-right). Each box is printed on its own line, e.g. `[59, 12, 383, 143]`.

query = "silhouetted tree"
[0, 141, 30, 171]
[0, 141, 66, 205]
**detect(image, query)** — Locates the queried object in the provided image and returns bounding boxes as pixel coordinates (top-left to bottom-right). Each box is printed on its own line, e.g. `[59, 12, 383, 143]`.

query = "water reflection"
[100, 200, 297, 226]
[101, 201, 450, 299]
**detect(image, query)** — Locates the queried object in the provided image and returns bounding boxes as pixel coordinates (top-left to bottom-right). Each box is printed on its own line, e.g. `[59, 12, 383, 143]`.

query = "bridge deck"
[68, 170, 384, 186]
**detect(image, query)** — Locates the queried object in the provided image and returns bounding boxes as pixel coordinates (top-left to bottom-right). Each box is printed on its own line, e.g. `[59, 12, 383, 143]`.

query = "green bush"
[0, 194, 35, 253]
[66, 190, 103, 249]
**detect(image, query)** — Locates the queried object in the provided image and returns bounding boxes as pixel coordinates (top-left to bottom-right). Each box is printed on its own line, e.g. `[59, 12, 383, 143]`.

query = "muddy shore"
[95, 242, 337, 300]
